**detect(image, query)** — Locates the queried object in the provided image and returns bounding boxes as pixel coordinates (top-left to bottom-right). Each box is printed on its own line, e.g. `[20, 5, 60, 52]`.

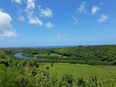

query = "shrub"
[51, 63, 53, 66]
[113, 60, 116, 65]
[46, 66, 49, 70]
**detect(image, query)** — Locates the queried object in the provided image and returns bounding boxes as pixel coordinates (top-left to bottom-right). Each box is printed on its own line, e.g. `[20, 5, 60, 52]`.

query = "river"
[14, 52, 46, 60]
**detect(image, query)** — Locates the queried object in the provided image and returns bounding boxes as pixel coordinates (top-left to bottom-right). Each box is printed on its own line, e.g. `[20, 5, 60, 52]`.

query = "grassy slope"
[34, 53, 62, 57]
[39, 63, 116, 81]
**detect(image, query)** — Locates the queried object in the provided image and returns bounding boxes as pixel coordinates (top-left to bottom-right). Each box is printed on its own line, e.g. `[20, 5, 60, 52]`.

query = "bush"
[77, 78, 86, 87]
[51, 63, 53, 66]
[46, 66, 49, 70]
[113, 60, 116, 65]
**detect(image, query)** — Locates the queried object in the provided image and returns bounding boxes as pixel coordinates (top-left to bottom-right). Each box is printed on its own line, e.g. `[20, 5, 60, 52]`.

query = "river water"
[14, 52, 46, 60]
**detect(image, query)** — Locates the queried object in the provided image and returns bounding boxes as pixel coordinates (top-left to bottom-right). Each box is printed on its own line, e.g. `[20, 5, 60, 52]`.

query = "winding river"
[14, 52, 46, 60]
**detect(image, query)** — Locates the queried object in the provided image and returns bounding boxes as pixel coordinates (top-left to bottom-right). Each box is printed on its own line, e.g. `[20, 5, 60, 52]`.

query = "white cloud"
[57, 32, 70, 39]
[39, 5, 53, 17]
[25, 2, 43, 26]
[100, 2, 103, 5]
[57, 33, 62, 39]
[18, 16, 25, 21]
[46, 22, 54, 28]
[0, 38, 3, 40]
[64, 32, 70, 36]
[72, 16, 78, 24]
[98, 15, 108, 23]
[29, 17, 43, 26]
[26, 0, 35, 10]
[0, 8, 3, 12]
[24, 1, 53, 26]
[92, 6, 100, 15]
[25, 9, 34, 18]
[77, 1, 87, 14]
[30, 36, 33, 39]
[0, 9, 17, 37]
[13, 0, 22, 4]
[66, 33, 70, 36]
[48, 37, 51, 39]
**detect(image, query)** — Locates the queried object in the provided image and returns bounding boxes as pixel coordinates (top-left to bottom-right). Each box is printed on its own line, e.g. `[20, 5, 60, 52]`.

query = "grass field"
[34, 53, 67, 58]
[39, 63, 116, 81]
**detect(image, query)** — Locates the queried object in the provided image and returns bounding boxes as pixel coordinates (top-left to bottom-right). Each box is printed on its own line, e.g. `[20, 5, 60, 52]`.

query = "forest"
[0, 45, 116, 86]
[22, 45, 116, 65]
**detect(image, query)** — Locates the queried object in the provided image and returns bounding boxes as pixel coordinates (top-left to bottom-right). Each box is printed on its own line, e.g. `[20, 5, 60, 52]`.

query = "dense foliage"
[0, 50, 116, 86]
[53, 45, 116, 61]
[22, 45, 116, 65]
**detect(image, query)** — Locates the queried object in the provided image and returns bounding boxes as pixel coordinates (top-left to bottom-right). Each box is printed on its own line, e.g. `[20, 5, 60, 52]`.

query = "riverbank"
[14, 52, 46, 60]
[13, 45, 116, 65]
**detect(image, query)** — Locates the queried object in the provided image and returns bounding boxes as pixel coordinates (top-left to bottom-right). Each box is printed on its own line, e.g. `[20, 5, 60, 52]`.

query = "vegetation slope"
[0, 45, 116, 86]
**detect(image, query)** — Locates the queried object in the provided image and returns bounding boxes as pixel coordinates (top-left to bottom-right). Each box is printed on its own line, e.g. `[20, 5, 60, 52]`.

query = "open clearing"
[34, 53, 67, 58]
[34, 53, 62, 57]
[39, 63, 116, 81]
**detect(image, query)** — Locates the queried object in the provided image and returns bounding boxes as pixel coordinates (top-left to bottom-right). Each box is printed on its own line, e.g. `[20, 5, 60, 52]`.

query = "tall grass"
[39, 63, 116, 80]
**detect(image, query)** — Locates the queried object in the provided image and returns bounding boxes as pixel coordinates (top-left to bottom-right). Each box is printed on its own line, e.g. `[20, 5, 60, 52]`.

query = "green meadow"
[39, 63, 116, 81]
[34, 53, 62, 57]
[34, 53, 67, 58]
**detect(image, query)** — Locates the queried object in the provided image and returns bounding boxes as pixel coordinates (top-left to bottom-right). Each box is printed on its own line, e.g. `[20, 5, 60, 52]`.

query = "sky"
[0, 0, 116, 47]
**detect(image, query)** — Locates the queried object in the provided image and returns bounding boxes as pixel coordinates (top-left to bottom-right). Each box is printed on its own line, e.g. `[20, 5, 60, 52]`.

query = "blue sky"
[0, 0, 116, 47]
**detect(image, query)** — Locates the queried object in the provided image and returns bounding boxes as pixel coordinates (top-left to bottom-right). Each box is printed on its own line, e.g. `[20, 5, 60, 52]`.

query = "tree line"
[22, 45, 116, 65]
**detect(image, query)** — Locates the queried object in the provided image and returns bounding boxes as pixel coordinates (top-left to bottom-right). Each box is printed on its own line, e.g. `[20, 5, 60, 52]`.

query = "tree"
[113, 60, 116, 65]
[46, 66, 49, 70]
[0, 51, 10, 67]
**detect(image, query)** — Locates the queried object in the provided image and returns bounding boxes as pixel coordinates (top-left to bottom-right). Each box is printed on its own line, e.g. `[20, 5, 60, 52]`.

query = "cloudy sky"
[0, 0, 116, 47]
